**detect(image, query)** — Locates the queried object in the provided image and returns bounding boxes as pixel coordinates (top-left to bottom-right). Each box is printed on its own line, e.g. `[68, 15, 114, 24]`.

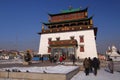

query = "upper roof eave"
[48, 7, 88, 16]
[38, 27, 97, 35]
[43, 16, 93, 25]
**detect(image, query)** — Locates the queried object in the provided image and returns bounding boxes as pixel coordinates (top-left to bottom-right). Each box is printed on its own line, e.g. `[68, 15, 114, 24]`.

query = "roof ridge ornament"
[42, 24, 44, 30]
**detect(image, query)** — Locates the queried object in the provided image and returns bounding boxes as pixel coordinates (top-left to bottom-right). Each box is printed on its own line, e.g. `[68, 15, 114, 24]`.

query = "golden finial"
[42, 24, 44, 30]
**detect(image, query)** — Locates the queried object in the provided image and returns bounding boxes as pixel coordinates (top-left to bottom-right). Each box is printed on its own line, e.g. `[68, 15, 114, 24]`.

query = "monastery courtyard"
[0, 59, 120, 80]
[0, 59, 120, 72]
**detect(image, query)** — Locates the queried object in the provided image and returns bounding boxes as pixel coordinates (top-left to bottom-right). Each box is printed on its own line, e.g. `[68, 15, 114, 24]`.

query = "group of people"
[83, 57, 100, 76]
[49, 54, 76, 65]
[24, 51, 32, 62]
[49, 54, 66, 64]
[49, 55, 57, 63]
[59, 54, 77, 64]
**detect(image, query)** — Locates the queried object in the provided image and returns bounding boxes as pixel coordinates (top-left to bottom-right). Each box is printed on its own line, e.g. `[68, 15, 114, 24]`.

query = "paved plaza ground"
[71, 68, 120, 80]
[0, 60, 120, 80]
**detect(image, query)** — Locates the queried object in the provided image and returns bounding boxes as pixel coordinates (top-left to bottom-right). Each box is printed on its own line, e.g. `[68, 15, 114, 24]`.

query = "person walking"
[49, 55, 54, 63]
[54, 56, 57, 63]
[97, 58, 100, 69]
[41, 55, 43, 62]
[108, 58, 114, 73]
[88, 57, 93, 72]
[59, 55, 63, 64]
[92, 57, 99, 76]
[72, 54, 76, 65]
[83, 58, 90, 76]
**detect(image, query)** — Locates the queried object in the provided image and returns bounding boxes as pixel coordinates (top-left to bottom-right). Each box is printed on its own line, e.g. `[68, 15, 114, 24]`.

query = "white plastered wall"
[38, 29, 98, 59]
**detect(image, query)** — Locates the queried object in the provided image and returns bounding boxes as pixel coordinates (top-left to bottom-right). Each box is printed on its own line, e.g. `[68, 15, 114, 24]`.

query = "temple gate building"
[38, 7, 98, 59]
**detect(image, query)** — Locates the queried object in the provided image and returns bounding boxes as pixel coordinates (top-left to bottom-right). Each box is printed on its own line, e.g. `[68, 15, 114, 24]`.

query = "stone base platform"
[0, 66, 79, 80]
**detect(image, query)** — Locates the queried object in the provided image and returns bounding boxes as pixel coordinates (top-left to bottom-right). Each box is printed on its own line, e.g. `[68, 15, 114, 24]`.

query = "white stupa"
[106, 45, 120, 61]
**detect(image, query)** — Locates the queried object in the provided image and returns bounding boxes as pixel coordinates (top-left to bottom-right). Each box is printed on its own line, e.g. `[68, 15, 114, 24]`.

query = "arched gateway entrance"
[48, 39, 78, 58]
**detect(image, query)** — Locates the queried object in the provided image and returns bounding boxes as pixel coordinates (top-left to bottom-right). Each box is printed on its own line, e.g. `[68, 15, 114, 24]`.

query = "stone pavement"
[0, 60, 120, 80]
[71, 68, 120, 80]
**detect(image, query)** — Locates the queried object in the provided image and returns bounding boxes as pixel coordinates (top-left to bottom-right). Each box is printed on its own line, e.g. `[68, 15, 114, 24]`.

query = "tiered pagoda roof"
[43, 16, 92, 25]
[39, 7, 97, 37]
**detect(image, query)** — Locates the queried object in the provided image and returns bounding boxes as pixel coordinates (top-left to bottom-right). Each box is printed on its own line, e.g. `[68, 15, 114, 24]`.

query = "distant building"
[98, 54, 106, 60]
[106, 45, 120, 61]
[38, 7, 98, 59]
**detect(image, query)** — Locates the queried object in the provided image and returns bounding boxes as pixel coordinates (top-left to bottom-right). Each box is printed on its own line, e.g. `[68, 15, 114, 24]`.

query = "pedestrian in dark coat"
[49, 55, 54, 63]
[88, 57, 93, 72]
[83, 58, 90, 76]
[108, 58, 114, 73]
[92, 57, 99, 76]
[72, 54, 76, 65]
[41, 55, 43, 62]
[54, 56, 57, 63]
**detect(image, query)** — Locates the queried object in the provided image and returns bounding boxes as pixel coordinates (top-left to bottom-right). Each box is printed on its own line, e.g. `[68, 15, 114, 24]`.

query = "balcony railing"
[42, 25, 93, 34]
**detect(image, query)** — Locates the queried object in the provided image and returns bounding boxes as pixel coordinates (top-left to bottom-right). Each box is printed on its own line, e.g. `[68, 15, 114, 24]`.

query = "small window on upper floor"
[80, 45, 84, 52]
[56, 37, 60, 41]
[79, 35, 84, 43]
[48, 38, 52, 41]
[48, 38, 52, 44]
[70, 36, 74, 40]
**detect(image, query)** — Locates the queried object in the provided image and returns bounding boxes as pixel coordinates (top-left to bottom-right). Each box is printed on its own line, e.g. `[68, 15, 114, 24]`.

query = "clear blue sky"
[0, 0, 120, 53]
